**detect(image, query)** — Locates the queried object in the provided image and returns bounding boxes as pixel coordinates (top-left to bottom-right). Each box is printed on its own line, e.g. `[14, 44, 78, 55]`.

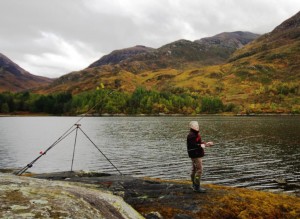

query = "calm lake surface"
[0, 116, 299, 194]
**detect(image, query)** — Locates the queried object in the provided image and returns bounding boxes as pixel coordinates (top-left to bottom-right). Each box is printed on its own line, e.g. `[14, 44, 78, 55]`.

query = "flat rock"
[0, 172, 143, 219]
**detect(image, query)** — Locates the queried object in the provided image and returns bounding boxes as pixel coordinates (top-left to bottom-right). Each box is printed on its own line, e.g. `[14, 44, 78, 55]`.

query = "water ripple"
[0, 116, 299, 195]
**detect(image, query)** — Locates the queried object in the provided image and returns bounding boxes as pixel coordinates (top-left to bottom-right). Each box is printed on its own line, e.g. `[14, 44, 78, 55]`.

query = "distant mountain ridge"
[0, 31, 259, 94]
[195, 31, 260, 59]
[195, 31, 259, 47]
[88, 31, 260, 72]
[89, 45, 155, 68]
[40, 31, 261, 94]
[0, 53, 53, 92]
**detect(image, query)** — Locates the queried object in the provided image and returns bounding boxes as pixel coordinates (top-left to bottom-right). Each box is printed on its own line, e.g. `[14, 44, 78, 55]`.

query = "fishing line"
[78, 126, 123, 175]
[74, 125, 138, 195]
[213, 134, 264, 146]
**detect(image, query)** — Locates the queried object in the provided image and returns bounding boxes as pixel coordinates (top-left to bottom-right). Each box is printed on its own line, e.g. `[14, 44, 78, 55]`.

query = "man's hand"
[205, 141, 214, 147]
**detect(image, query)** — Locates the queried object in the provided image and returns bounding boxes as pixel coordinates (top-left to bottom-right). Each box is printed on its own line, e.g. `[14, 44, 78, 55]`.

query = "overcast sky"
[0, 0, 299, 78]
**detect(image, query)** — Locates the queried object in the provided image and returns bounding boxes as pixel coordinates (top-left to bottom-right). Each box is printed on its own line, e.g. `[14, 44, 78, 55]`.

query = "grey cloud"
[0, 0, 299, 77]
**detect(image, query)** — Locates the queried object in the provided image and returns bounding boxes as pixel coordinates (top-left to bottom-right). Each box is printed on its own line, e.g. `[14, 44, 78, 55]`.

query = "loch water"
[0, 116, 299, 194]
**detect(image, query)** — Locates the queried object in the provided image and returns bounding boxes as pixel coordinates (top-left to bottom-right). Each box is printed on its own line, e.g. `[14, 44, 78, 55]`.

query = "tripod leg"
[70, 126, 79, 172]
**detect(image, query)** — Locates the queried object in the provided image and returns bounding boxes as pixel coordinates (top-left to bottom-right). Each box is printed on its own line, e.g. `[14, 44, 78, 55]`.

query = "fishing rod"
[15, 86, 115, 176]
[200, 120, 265, 145]
[14, 86, 141, 197]
[187, 134, 263, 154]
[15, 126, 78, 175]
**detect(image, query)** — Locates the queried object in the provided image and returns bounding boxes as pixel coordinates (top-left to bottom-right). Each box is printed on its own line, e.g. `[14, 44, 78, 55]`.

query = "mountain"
[195, 31, 260, 60]
[89, 45, 155, 68]
[229, 11, 300, 64]
[212, 11, 300, 112]
[196, 31, 260, 46]
[225, 11, 300, 91]
[88, 31, 260, 72]
[119, 32, 260, 72]
[0, 53, 53, 92]
[40, 31, 259, 94]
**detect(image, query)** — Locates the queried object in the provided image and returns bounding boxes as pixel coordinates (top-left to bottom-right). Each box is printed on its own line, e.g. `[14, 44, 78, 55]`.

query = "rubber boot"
[193, 176, 206, 193]
[191, 175, 196, 190]
[196, 183, 206, 193]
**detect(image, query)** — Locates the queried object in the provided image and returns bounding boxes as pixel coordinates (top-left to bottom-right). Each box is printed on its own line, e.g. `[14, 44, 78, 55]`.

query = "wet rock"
[173, 214, 193, 219]
[0, 173, 143, 219]
[145, 211, 163, 219]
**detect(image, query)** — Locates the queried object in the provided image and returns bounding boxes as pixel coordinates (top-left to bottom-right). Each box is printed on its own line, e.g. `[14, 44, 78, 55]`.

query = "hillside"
[34, 11, 300, 113]
[222, 10, 300, 112]
[0, 53, 53, 92]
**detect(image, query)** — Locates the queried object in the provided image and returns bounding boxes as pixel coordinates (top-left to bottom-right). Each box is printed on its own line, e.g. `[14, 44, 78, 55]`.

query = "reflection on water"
[0, 116, 299, 194]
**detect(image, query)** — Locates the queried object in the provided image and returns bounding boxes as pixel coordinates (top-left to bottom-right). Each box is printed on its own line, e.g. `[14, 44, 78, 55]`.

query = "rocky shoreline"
[1, 170, 300, 218]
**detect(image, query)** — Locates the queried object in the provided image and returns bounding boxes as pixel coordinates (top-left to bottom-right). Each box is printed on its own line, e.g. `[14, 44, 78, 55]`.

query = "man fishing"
[187, 121, 214, 193]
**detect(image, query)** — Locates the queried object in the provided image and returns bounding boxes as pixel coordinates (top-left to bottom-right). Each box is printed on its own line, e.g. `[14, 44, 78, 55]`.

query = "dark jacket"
[187, 129, 204, 158]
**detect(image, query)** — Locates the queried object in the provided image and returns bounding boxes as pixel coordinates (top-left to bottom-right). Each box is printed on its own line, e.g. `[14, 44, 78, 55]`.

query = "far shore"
[0, 112, 299, 117]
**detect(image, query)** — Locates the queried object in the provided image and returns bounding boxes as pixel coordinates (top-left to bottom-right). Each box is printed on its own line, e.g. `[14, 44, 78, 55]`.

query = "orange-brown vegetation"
[136, 178, 300, 219]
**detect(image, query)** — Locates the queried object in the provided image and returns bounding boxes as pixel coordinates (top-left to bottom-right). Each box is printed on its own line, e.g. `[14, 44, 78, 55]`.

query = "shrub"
[201, 96, 224, 113]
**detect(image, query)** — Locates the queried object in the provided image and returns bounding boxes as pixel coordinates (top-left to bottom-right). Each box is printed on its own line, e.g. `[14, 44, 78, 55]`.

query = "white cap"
[189, 121, 199, 131]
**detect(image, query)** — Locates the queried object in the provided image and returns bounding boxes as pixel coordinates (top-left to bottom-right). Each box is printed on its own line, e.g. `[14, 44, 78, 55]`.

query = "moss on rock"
[0, 173, 143, 219]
